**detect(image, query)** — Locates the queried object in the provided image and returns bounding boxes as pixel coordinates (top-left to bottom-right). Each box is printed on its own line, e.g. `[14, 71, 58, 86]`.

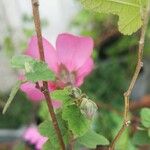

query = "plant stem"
[31, 0, 65, 149]
[109, 2, 150, 150]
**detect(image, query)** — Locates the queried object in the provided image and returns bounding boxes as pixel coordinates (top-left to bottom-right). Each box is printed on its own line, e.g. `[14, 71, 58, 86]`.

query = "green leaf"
[51, 87, 72, 106]
[25, 61, 55, 82]
[77, 130, 109, 148]
[42, 140, 56, 150]
[51, 88, 70, 101]
[81, 0, 143, 35]
[148, 129, 150, 137]
[2, 80, 22, 114]
[11, 55, 55, 82]
[140, 108, 150, 128]
[115, 129, 136, 150]
[39, 114, 69, 149]
[132, 130, 150, 145]
[62, 105, 90, 137]
[11, 55, 33, 69]
[38, 101, 49, 120]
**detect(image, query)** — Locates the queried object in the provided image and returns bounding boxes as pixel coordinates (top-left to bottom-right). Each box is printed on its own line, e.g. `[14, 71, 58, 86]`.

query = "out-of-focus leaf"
[11, 55, 33, 69]
[2, 80, 22, 114]
[77, 130, 109, 148]
[140, 108, 150, 128]
[132, 130, 150, 145]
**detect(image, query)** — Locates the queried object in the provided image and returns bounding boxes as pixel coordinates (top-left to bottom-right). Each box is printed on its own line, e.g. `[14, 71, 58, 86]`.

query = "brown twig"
[31, 0, 65, 149]
[109, 2, 150, 150]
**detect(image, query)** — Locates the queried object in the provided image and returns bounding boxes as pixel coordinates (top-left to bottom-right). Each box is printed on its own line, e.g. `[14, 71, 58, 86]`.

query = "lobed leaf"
[81, 0, 143, 35]
[11, 55, 33, 69]
[77, 130, 109, 148]
[25, 61, 55, 82]
[39, 114, 69, 149]
[51, 88, 71, 101]
[62, 105, 90, 137]
[11, 55, 55, 82]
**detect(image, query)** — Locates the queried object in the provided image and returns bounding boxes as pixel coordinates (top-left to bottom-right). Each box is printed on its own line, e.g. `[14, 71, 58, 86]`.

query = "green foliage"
[148, 129, 150, 137]
[115, 129, 136, 150]
[11, 55, 33, 69]
[132, 130, 150, 146]
[62, 105, 90, 137]
[42, 140, 56, 150]
[2, 80, 22, 114]
[140, 108, 150, 128]
[81, 60, 128, 110]
[81, 0, 144, 35]
[25, 61, 55, 82]
[38, 101, 49, 120]
[11, 55, 55, 82]
[51, 88, 72, 105]
[3, 36, 15, 56]
[39, 114, 69, 149]
[0, 92, 32, 128]
[77, 130, 109, 148]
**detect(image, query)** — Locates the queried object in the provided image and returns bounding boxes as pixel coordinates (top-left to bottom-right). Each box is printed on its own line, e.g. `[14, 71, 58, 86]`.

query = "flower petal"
[56, 33, 93, 72]
[26, 36, 58, 73]
[75, 57, 94, 86]
[36, 137, 48, 150]
[23, 126, 40, 144]
[20, 82, 44, 101]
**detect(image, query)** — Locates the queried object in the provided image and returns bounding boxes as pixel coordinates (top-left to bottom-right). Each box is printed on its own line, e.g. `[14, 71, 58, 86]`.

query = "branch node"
[140, 62, 144, 67]
[125, 120, 131, 127]
[124, 92, 129, 97]
[139, 39, 144, 45]
[41, 87, 49, 94]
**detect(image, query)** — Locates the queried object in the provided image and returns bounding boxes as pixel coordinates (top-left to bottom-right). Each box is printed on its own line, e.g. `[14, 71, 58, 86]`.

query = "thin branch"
[109, 2, 150, 150]
[31, 0, 65, 149]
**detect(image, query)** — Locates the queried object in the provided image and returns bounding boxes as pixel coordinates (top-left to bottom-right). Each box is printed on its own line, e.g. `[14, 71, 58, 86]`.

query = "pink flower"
[23, 125, 48, 150]
[21, 33, 94, 101]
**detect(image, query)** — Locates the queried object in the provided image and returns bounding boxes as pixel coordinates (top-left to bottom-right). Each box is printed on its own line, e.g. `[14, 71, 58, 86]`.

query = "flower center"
[57, 64, 76, 87]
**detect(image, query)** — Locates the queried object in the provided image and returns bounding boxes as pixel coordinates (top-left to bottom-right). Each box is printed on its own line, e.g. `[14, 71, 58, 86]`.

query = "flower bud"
[80, 98, 98, 119]
[70, 87, 82, 98]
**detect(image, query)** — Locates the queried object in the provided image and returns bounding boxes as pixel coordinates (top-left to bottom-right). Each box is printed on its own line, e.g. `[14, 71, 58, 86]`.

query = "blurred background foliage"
[70, 7, 150, 150]
[0, 0, 150, 150]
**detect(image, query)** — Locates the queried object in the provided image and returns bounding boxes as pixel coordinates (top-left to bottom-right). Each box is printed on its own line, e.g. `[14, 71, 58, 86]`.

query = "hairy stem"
[109, 2, 150, 150]
[31, 0, 65, 149]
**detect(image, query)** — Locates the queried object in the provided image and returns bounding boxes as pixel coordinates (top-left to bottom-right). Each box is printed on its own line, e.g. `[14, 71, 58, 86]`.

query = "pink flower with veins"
[21, 33, 94, 102]
[23, 125, 48, 150]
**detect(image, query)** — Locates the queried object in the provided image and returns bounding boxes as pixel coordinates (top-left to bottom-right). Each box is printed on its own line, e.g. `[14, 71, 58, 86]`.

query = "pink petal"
[36, 137, 48, 150]
[26, 36, 58, 73]
[23, 126, 40, 144]
[23, 125, 48, 150]
[56, 33, 93, 72]
[20, 82, 44, 101]
[48, 82, 61, 108]
[75, 58, 94, 86]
